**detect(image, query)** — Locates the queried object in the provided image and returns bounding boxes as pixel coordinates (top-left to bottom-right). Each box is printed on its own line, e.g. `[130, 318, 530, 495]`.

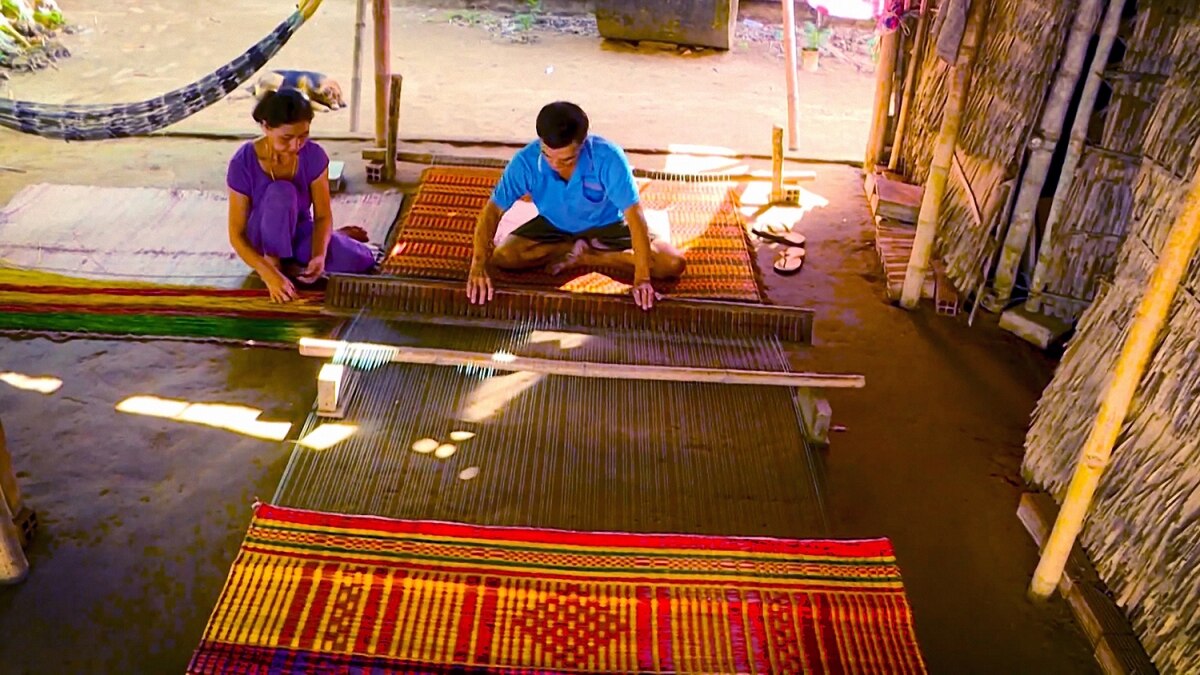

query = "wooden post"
[298, 338, 867, 389]
[781, 0, 801, 150]
[1030, 165, 1200, 599]
[384, 74, 403, 183]
[349, 0, 367, 132]
[888, 0, 930, 171]
[372, 0, 391, 148]
[991, 0, 1103, 307]
[900, 0, 986, 308]
[864, 29, 900, 170]
[1027, 0, 1125, 313]
[0, 421, 28, 585]
[771, 125, 785, 203]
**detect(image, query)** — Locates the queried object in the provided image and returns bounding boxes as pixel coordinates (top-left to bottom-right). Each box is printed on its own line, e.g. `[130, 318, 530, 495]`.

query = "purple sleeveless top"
[226, 140, 330, 222]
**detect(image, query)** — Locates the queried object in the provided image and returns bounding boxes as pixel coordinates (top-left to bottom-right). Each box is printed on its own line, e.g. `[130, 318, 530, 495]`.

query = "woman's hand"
[632, 280, 656, 311]
[266, 270, 298, 303]
[467, 259, 494, 305]
[297, 254, 326, 284]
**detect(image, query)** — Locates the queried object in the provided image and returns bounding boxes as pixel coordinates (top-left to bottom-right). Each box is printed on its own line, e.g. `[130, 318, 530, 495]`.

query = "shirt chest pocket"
[581, 178, 606, 204]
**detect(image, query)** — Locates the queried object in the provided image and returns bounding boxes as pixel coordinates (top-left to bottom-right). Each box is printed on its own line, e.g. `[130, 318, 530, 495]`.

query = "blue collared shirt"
[490, 135, 640, 233]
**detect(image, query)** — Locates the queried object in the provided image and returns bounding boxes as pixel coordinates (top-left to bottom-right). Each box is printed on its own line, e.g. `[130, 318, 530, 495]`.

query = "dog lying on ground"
[251, 70, 346, 112]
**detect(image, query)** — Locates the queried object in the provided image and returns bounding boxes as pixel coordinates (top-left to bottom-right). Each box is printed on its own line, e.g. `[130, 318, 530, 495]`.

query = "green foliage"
[802, 21, 832, 51]
[514, 0, 541, 32]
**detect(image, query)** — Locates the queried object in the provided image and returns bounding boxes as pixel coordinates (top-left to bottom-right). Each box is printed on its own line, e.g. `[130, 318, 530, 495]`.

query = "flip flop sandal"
[773, 247, 806, 276]
[753, 228, 807, 247]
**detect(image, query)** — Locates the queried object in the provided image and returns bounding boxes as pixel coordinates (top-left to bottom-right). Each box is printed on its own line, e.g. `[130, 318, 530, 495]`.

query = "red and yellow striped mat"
[383, 167, 765, 302]
[189, 504, 926, 673]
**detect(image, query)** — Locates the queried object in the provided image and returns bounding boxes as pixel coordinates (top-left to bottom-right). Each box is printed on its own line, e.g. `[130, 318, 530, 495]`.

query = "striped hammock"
[0, 0, 323, 141]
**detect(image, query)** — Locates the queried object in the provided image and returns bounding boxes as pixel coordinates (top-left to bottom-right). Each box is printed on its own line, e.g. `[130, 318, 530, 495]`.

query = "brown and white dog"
[252, 69, 346, 112]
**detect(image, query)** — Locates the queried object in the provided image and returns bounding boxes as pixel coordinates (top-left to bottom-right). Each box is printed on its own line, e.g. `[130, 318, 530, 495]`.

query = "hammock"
[0, 0, 322, 141]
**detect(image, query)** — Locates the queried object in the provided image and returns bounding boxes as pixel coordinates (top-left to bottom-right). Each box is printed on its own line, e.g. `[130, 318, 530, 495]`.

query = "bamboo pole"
[900, 0, 986, 308]
[298, 338, 867, 389]
[1027, 0, 1125, 313]
[864, 29, 900, 170]
[781, 0, 801, 151]
[372, 0, 391, 147]
[1030, 164, 1200, 600]
[383, 74, 403, 183]
[771, 125, 785, 203]
[0, 422, 28, 585]
[991, 0, 1104, 307]
[349, 0, 366, 132]
[888, 0, 931, 171]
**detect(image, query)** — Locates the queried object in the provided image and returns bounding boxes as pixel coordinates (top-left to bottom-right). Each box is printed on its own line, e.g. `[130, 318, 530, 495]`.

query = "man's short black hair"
[536, 101, 589, 149]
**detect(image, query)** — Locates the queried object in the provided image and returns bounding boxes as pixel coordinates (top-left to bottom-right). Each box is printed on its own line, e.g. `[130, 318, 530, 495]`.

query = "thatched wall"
[898, 0, 1075, 298]
[1024, 8, 1200, 672]
[1035, 3, 1184, 321]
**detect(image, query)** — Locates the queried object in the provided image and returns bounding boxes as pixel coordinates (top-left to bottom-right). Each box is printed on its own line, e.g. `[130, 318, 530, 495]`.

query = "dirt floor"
[0, 1, 1100, 673]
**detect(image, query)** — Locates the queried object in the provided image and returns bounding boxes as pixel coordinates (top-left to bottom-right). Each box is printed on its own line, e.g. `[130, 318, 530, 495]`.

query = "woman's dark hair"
[536, 101, 589, 149]
[252, 89, 315, 128]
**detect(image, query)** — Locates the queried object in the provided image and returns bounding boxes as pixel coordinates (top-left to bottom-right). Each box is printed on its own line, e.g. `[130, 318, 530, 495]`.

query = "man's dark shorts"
[510, 215, 657, 251]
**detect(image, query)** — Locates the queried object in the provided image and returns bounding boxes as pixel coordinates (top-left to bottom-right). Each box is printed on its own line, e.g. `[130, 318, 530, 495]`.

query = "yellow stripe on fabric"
[232, 553, 271, 645]
[247, 556, 287, 647]
[399, 571, 426, 662]
[625, 582, 639, 674]
[857, 593, 885, 674]
[367, 569, 395, 655]
[288, 564, 324, 650]
[210, 551, 253, 644]
[711, 587, 733, 674]
[464, 579, 484, 667]
[763, 591, 782, 675]
[388, 573, 414, 658]
[438, 573, 465, 665]
[241, 542, 903, 590]
[252, 519, 896, 565]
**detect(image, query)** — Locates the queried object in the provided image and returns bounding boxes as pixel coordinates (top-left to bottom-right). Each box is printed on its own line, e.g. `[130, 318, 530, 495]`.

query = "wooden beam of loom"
[298, 338, 866, 389]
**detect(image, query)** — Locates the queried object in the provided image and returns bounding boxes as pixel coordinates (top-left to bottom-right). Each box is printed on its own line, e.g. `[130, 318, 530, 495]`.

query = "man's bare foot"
[546, 239, 589, 275]
[339, 225, 370, 243]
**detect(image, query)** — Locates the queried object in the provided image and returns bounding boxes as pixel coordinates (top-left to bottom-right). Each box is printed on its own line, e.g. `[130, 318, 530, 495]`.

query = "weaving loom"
[0, 0, 323, 139]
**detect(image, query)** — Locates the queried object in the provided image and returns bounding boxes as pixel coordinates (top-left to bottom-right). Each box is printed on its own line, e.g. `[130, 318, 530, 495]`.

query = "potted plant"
[801, 5, 832, 72]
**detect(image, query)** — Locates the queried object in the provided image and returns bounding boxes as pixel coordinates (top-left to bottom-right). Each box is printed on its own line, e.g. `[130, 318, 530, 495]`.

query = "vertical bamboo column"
[349, 0, 367, 132]
[1027, 0, 1125, 313]
[1030, 165, 1200, 599]
[0, 421, 28, 585]
[781, 0, 802, 151]
[991, 0, 1103, 307]
[372, 0, 392, 148]
[888, 0, 930, 171]
[771, 125, 785, 203]
[384, 74, 403, 183]
[864, 29, 900, 170]
[900, 0, 986, 308]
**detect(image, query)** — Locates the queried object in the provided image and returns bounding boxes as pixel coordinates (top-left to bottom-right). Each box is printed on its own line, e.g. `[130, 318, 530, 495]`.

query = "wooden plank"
[299, 338, 866, 390]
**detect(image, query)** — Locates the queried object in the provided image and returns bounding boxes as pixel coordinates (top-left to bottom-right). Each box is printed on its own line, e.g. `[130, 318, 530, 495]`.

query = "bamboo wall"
[1035, 3, 1184, 321]
[1024, 7, 1200, 672]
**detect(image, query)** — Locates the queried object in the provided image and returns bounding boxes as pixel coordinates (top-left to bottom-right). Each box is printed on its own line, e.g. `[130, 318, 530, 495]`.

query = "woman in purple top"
[227, 89, 375, 303]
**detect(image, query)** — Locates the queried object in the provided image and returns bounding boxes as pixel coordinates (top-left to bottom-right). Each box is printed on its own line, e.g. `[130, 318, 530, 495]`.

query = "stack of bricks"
[864, 168, 936, 303]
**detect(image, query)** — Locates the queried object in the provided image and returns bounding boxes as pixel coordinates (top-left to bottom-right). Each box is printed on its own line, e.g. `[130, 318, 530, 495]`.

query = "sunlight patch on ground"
[0, 372, 63, 394]
[116, 395, 291, 440]
[296, 423, 357, 451]
[460, 371, 543, 423]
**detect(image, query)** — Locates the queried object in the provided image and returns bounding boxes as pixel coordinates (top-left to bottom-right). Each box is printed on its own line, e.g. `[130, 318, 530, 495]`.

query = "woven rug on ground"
[382, 166, 765, 302]
[189, 504, 927, 674]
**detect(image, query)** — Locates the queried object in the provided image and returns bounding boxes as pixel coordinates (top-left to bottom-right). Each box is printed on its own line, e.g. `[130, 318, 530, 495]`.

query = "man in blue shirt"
[466, 102, 685, 310]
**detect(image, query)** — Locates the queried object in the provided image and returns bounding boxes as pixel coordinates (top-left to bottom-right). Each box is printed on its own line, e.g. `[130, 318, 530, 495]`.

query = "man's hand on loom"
[266, 271, 298, 303]
[297, 255, 326, 284]
[632, 280, 656, 311]
[467, 265, 494, 305]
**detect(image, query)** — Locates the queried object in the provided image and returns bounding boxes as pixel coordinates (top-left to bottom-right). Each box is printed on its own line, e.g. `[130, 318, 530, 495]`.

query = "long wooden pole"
[1030, 166, 1200, 599]
[990, 0, 1103, 307]
[1027, 0, 1125, 313]
[864, 29, 900, 170]
[781, 0, 801, 151]
[0, 421, 28, 585]
[900, 0, 986, 308]
[372, 0, 391, 147]
[349, 0, 366, 132]
[298, 338, 867, 389]
[888, 0, 930, 171]
[771, 125, 785, 203]
[384, 74, 403, 182]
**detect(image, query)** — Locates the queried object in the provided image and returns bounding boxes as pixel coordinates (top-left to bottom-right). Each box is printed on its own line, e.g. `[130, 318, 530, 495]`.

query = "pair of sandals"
[754, 228, 807, 276]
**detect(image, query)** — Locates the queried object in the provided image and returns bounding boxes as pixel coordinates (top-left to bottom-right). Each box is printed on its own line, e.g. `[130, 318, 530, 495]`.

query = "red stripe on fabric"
[275, 560, 320, 648]
[635, 585, 655, 672]
[743, 589, 771, 674]
[352, 566, 386, 655]
[253, 505, 897, 559]
[812, 589, 845, 673]
[296, 562, 339, 651]
[655, 585, 674, 672]
[473, 576, 500, 665]
[724, 588, 752, 674]
[452, 575, 482, 664]
[794, 592, 823, 674]
[372, 568, 410, 657]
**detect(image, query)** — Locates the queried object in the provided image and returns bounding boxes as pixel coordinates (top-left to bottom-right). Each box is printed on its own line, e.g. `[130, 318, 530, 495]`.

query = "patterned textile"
[383, 166, 766, 302]
[189, 504, 927, 674]
[0, 0, 323, 140]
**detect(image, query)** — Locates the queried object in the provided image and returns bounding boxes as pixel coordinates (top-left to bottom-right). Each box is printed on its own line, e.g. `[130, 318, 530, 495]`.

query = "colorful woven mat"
[383, 166, 765, 302]
[0, 267, 332, 344]
[189, 505, 926, 674]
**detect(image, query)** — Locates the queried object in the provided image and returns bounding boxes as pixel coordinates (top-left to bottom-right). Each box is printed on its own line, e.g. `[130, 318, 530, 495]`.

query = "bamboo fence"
[1025, 10, 1200, 671]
